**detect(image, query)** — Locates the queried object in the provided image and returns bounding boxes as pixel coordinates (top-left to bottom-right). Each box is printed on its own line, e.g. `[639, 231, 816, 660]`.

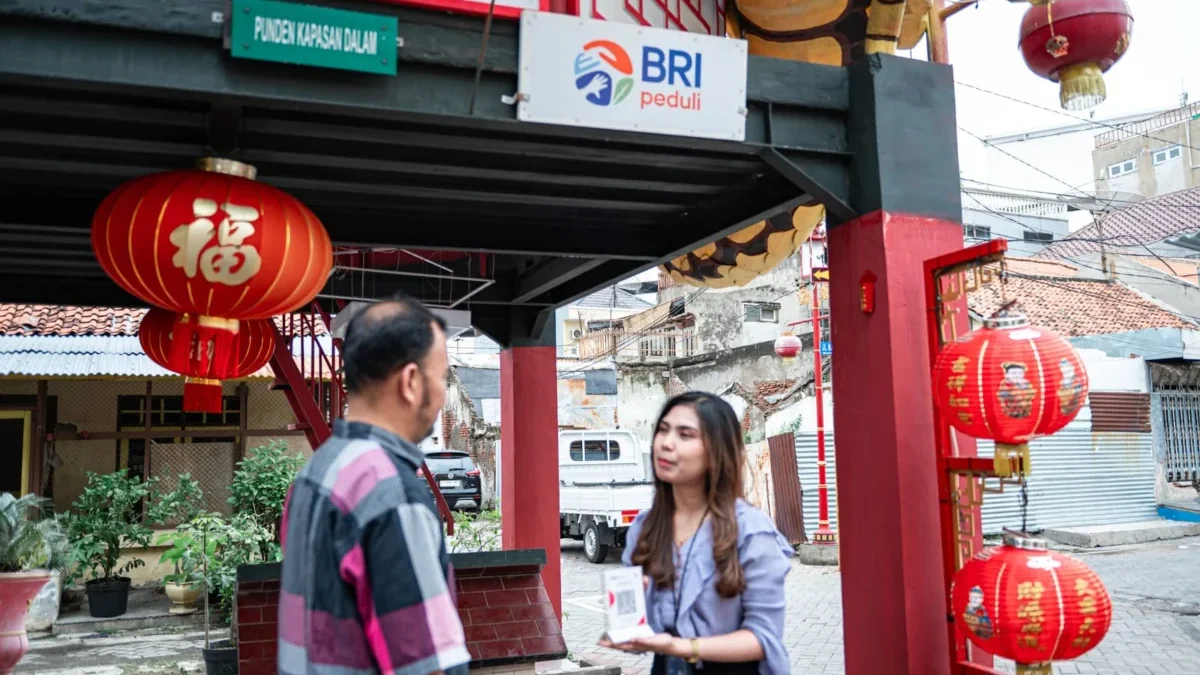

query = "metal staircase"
[269, 302, 455, 533]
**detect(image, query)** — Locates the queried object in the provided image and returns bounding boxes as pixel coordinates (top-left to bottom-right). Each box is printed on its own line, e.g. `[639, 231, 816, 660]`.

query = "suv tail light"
[466, 468, 480, 477]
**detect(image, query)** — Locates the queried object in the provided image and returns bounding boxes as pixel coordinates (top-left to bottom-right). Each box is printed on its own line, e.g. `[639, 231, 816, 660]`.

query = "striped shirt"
[279, 420, 470, 675]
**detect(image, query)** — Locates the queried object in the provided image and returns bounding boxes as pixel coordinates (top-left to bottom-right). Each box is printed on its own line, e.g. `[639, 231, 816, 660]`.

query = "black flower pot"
[203, 639, 239, 675]
[85, 577, 131, 618]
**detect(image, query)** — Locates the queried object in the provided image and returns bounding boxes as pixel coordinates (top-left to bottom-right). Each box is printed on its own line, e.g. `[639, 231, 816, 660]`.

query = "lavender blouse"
[622, 499, 795, 675]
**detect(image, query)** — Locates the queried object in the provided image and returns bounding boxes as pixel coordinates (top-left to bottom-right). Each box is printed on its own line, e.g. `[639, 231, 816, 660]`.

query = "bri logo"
[574, 39, 704, 111]
[573, 40, 634, 107]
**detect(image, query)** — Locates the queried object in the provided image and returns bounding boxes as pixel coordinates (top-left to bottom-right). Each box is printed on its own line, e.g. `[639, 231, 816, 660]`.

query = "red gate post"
[827, 53, 964, 675]
[500, 336, 562, 620]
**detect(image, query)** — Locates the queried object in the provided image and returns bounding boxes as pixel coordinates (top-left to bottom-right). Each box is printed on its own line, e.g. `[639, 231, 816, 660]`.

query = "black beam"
[510, 258, 609, 304]
[544, 176, 807, 307]
[0, 274, 144, 307]
[471, 306, 556, 350]
[206, 100, 243, 155]
[761, 149, 855, 222]
[841, 54, 962, 223]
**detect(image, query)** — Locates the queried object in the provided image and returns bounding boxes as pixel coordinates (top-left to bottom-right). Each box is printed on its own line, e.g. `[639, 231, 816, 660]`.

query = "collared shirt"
[623, 500, 794, 675]
[279, 420, 470, 675]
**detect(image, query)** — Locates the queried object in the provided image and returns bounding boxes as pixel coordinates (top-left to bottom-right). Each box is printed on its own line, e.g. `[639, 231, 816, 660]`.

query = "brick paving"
[561, 536, 1200, 674]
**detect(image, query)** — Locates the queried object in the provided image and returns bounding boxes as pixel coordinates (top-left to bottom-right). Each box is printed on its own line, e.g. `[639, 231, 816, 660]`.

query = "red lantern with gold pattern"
[93, 158, 331, 382]
[1019, 0, 1134, 111]
[932, 314, 1088, 475]
[139, 307, 276, 413]
[774, 332, 802, 363]
[953, 532, 1112, 674]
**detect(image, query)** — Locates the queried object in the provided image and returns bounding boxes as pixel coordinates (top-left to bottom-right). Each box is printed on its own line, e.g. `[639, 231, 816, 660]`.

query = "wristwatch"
[686, 638, 701, 664]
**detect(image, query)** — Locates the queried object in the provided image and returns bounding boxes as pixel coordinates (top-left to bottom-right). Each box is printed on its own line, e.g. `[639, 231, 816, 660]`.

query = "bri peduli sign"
[517, 11, 748, 141]
[230, 0, 398, 75]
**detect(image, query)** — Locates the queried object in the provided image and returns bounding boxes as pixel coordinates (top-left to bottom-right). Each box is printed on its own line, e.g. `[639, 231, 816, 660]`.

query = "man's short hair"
[342, 293, 448, 395]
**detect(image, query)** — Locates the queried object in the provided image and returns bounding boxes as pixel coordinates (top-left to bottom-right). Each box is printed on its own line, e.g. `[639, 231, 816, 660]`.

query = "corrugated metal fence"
[794, 407, 1158, 535]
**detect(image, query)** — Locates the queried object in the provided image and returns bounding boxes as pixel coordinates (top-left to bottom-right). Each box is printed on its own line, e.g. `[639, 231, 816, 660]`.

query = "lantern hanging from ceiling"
[774, 331, 802, 363]
[932, 313, 1088, 476]
[92, 158, 332, 382]
[1019, 0, 1134, 111]
[139, 307, 276, 413]
[953, 531, 1112, 674]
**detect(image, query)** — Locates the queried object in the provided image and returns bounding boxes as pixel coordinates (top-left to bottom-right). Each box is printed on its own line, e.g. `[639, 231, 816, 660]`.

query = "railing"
[1153, 391, 1200, 483]
[577, 326, 698, 361]
[1095, 102, 1199, 148]
[962, 189, 1068, 217]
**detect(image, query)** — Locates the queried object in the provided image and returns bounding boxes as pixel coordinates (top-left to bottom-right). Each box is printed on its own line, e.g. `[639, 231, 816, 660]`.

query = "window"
[116, 395, 242, 430]
[1108, 159, 1136, 178]
[964, 225, 991, 239]
[1022, 231, 1054, 243]
[1153, 146, 1183, 165]
[744, 302, 780, 323]
[424, 453, 476, 474]
[569, 439, 622, 462]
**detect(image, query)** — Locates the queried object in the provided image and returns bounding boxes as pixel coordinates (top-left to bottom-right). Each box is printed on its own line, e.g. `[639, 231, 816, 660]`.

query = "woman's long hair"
[631, 392, 746, 598]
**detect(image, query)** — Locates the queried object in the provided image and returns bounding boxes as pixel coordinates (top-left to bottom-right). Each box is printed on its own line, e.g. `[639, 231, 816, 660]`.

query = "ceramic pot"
[23, 570, 62, 632]
[164, 581, 202, 615]
[0, 570, 52, 675]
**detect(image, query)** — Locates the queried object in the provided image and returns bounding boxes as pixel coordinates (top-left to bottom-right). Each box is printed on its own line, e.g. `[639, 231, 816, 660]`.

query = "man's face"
[414, 323, 449, 440]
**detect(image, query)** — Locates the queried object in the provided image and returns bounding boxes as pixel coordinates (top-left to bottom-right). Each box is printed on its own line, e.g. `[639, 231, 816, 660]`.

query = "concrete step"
[1043, 519, 1200, 548]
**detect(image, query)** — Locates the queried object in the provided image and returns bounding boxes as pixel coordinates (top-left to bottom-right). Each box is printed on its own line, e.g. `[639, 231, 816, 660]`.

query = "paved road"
[562, 537, 1200, 675]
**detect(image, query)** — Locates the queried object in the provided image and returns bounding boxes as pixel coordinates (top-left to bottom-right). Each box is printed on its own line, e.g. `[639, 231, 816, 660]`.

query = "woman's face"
[653, 404, 708, 487]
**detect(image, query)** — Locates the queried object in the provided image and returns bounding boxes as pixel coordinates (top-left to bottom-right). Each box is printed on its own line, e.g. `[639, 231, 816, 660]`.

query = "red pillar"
[827, 211, 960, 675]
[500, 345, 562, 620]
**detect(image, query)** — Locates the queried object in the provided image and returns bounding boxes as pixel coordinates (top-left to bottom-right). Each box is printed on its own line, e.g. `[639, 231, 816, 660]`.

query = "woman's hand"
[598, 634, 686, 658]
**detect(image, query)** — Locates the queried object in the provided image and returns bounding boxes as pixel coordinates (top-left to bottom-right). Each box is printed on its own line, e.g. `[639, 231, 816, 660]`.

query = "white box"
[602, 565, 656, 643]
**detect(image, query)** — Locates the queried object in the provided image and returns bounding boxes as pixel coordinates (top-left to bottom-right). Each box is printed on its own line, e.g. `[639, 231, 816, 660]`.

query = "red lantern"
[774, 332, 802, 363]
[932, 314, 1088, 476]
[139, 307, 275, 413]
[1019, 0, 1134, 111]
[953, 532, 1112, 674]
[93, 158, 331, 382]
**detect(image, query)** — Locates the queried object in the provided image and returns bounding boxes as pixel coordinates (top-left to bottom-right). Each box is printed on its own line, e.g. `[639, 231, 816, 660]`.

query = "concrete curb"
[797, 543, 839, 566]
[1044, 521, 1200, 548]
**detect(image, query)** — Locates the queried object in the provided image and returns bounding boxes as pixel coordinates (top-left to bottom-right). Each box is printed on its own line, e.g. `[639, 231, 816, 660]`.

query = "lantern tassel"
[1016, 665, 1051, 675]
[994, 442, 1031, 478]
[184, 378, 224, 414]
[1058, 62, 1106, 111]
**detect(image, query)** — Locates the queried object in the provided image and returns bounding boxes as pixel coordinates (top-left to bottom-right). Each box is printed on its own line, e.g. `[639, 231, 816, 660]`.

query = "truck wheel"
[584, 522, 609, 564]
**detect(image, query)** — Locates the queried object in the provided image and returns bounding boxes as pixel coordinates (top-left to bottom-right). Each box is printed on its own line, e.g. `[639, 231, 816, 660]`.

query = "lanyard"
[671, 507, 710, 633]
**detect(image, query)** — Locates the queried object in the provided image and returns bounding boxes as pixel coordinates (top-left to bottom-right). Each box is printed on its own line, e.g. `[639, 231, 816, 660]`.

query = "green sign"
[230, 0, 397, 75]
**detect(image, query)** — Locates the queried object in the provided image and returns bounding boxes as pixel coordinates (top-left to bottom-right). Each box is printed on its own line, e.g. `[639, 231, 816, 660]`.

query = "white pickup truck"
[558, 429, 655, 563]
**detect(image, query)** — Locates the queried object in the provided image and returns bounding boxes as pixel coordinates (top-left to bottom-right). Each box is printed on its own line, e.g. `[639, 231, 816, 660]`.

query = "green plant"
[447, 510, 501, 554]
[150, 475, 207, 584]
[65, 470, 155, 583]
[148, 474, 204, 528]
[229, 440, 303, 555]
[185, 512, 279, 627]
[0, 492, 66, 573]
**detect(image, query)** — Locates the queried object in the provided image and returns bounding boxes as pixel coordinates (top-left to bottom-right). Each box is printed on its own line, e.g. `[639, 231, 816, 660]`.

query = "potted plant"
[228, 440, 304, 554]
[24, 512, 69, 633]
[0, 492, 65, 673]
[65, 470, 155, 618]
[148, 475, 205, 615]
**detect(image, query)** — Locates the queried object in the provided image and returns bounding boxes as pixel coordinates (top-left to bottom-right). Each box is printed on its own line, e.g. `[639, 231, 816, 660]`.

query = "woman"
[600, 392, 793, 675]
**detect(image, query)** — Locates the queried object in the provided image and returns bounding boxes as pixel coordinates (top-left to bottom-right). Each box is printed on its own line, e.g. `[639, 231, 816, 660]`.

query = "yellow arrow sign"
[813, 268, 830, 281]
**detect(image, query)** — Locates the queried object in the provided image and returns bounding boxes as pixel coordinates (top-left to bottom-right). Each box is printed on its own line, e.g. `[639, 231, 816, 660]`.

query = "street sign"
[230, 0, 398, 75]
[820, 341, 832, 356]
[813, 267, 830, 282]
[517, 11, 749, 141]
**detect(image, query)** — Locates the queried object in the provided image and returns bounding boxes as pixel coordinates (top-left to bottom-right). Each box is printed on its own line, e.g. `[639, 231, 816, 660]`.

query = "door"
[0, 410, 32, 496]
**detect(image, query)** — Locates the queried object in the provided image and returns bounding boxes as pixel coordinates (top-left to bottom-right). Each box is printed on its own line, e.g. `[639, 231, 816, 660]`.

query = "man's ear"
[397, 362, 421, 406]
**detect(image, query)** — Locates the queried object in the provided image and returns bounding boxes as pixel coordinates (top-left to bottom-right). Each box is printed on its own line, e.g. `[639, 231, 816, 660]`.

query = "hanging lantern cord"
[1019, 480, 1030, 534]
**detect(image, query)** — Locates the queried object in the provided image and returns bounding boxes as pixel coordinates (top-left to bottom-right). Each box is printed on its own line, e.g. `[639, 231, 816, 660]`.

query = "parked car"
[420, 450, 482, 511]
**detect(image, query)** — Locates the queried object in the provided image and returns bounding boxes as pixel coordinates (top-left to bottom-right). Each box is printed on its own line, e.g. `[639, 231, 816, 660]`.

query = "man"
[278, 296, 469, 675]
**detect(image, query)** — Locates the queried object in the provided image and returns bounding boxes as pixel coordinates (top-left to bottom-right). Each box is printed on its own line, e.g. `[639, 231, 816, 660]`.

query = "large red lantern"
[1019, 0, 1134, 111]
[932, 314, 1088, 476]
[774, 331, 802, 363]
[93, 159, 331, 381]
[953, 532, 1112, 674]
[139, 307, 275, 413]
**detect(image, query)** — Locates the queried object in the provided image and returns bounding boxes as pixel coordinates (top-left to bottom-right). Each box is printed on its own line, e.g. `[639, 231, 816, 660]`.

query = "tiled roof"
[968, 274, 1195, 337]
[0, 304, 328, 337]
[1004, 258, 1079, 278]
[1035, 186, 1200, 260]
